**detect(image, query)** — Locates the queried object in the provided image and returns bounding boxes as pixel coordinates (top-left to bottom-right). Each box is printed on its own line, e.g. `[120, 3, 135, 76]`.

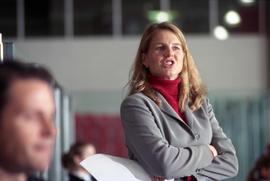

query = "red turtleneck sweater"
[148, 75, 194, 181]
[148, 75, 187, 123]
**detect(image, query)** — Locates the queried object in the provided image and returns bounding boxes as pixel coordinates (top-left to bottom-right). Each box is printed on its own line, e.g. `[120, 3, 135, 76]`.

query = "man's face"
[0, 79, 56, 173]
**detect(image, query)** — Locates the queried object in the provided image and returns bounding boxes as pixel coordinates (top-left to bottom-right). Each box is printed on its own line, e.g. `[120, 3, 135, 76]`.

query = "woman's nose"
[165, 47, 174, 57]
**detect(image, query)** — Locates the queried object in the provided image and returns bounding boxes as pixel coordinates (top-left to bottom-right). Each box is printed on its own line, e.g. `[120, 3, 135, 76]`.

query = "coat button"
[194, 133, 200, 140]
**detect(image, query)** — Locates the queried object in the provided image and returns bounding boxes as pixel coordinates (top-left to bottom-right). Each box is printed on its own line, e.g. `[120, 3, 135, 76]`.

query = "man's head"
[0, 59, 57, 174]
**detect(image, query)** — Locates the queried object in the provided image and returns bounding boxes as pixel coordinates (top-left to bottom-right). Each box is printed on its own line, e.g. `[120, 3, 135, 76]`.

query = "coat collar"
[156, 92, 194, 129]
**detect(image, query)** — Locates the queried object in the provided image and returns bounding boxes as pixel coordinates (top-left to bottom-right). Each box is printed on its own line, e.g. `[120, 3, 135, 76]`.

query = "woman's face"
[143, 30, 184, 80]
[261, 167, 270, 179]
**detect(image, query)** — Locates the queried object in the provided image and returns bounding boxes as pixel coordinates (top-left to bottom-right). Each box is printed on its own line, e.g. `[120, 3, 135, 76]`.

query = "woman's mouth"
[162, 59, 175, 68]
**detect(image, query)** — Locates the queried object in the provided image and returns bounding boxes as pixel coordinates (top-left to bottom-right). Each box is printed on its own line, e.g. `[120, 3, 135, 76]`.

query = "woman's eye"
[155, 46, 165, 51]
[173, 46, 181, 50]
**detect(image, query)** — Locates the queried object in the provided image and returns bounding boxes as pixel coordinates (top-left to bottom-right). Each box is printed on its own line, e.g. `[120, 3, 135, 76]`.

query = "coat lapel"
[156, 93, 196, 130]
[184, 104, 194, 128]
[158, 93, 180, 119]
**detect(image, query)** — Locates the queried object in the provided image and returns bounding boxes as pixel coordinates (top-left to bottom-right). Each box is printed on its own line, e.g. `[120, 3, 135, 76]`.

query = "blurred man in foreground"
[0, 59, 57, 181]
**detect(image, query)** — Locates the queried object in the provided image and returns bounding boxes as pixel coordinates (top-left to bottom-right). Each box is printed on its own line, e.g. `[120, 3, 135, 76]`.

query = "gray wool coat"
[120, 92, 238, 181]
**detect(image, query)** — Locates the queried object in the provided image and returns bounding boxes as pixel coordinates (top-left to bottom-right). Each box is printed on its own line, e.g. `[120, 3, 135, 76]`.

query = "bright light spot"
[156, 12, 170, 23]
[147, 11, 176, 23]
[224, 10, 241, 26]
[239, 0, 255, 5]
[214, 26, 229, 40]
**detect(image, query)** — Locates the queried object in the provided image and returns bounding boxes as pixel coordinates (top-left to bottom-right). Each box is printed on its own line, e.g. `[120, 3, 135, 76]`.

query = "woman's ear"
[142, 53, 149, 68]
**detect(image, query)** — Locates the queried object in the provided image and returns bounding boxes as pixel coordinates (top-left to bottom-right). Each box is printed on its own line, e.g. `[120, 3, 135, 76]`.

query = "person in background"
[120, 22, 238, 180]
[247, 154, 270, 181]
[0, 59, 57, 181]
[62, 142, 97, 181]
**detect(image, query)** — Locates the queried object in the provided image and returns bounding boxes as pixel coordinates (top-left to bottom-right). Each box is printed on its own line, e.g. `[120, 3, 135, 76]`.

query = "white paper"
[80, 154, 173, 181]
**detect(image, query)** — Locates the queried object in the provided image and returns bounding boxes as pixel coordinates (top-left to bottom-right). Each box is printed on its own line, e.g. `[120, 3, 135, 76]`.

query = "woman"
[247, 154, 270, 181]
[62, 142, 97, 181]
[120, 22, 238, 180]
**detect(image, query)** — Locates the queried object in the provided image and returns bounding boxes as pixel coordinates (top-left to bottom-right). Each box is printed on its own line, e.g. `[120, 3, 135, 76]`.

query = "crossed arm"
[121, 96, 238, 180]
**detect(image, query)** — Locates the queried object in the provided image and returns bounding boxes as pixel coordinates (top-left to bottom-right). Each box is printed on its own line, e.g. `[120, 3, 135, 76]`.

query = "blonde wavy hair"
[128, 22, 206, 112]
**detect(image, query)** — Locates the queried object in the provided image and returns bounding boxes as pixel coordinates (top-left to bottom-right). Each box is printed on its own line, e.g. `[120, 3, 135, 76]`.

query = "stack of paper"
[80, 154, 173, 181]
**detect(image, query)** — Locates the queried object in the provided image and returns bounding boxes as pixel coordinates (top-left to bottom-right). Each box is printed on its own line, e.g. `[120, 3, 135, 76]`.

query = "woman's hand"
[208, 145, 218, 157]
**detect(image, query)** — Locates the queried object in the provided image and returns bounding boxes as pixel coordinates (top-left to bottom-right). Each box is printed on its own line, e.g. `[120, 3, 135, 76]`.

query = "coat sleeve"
[120, 95, 214, 179]
[193, 98, 239, 180]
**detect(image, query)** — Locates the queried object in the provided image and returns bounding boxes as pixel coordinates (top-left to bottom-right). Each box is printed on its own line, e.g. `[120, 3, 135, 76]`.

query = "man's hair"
[0, 59, 56, 116]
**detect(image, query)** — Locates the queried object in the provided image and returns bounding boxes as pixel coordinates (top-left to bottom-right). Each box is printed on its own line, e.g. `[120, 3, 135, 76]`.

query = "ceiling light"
[156, 12, 170, 23]
[214, 26, 229, 40]
[147, 11, 176, 23]
[224, 10, 241, 26]
[239, 0, 255, 5]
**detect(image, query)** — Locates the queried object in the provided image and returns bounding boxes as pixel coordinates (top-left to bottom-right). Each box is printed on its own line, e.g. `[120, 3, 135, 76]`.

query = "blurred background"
[1, 0, 270, 180]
